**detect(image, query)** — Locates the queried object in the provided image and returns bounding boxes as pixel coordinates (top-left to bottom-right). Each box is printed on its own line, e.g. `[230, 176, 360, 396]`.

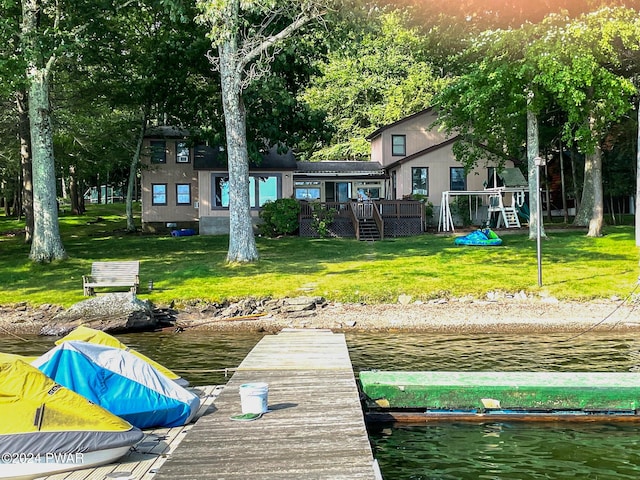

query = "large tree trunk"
[27, 68, 67, 262]
[527, 107, 546, 240]
[219, 39, 259, 263]
[16, 90, 34, 242]
[69, 165, 81, 214]
[636, 99, 640, 247]
[23, 0, 66, 262]
[126, 108, 148, 232]
[573, 116, 604, 237]
[558, 139, 569, 224]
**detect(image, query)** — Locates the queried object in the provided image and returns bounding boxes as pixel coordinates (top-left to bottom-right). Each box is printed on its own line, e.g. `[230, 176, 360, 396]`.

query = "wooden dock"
[154, 329, 379, 480]
[36, 329, 378, 480]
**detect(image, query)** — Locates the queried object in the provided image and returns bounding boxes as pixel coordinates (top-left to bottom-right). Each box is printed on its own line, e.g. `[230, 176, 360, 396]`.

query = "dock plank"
[154, 330, 379, 479]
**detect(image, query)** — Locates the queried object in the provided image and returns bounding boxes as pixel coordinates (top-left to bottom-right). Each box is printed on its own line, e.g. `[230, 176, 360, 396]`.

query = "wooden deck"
[154, 329, 379, 479]
[40, 385, 224, 480]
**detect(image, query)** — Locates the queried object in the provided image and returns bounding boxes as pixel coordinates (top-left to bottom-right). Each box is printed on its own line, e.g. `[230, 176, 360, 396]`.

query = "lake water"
[3, 329, 640, 479]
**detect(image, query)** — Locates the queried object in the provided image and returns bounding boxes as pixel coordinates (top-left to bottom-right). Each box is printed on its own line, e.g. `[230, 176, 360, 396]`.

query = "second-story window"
[150, 141, 166, 164]
[176, 142, 190, 163]
[392, 135, 406, 156]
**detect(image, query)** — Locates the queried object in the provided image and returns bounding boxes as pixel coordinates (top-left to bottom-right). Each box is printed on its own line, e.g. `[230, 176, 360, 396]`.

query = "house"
[141, 126, 297, 235]
[140, 109, 515, 236]
[366, 107, 520, 231]
[366, 107, 510, 203]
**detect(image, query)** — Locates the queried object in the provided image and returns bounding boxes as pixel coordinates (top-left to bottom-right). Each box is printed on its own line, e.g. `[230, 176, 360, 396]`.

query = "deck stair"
[358, 219, 381, 241]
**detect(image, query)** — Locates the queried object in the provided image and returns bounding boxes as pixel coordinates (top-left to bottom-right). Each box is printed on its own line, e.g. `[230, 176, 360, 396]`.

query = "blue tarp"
[454, 228, 503, 246]
[32, 341, 200, 429]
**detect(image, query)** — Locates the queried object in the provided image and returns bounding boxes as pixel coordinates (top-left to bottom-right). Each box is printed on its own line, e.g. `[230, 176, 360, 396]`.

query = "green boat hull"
[359, 371, 640, 413]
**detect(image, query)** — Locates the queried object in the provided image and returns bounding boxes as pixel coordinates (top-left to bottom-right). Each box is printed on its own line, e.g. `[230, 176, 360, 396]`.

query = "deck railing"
[299, 200, 424, 238]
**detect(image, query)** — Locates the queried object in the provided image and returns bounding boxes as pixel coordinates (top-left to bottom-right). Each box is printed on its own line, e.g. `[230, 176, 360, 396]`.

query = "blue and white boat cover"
[32, 341, 200, 429]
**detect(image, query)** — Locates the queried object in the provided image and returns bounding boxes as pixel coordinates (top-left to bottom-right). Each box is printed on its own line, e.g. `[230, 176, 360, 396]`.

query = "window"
[486, 167, 505, 189]
[250, 176, 279, 207]
[391, 135, 406, 156]
[152, 184, 167, 205]
[411, 167, 429, 196]
[325, 182, 351, 203]
[355, 181, 382, 200]
[213, 175, 230, 207]
[450, 167, 467, 191]
[150, 141, 166, 164]
[213, 174, 281, 208]
[295, 181, 321, 200]
[176, 142, 190, 163]
[176, 184, 191, 205]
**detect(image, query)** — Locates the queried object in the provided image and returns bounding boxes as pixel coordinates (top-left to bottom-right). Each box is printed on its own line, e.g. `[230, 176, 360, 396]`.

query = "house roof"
[192, 145, 297, 170]
[295, 161, 384, 175]
[145, 126, 190, 139]
[259, 148, 297, 169]
[365, 107, 435, 141]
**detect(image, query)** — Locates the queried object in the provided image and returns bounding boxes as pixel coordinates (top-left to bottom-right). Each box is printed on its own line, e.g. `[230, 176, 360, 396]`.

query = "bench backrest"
[91, 261, 139, 280]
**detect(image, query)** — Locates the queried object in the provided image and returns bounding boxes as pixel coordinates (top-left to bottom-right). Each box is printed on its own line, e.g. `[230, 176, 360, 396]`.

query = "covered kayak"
[0, 352, 37, 364]
[360, 371, 640, 421]
[56, 325, 188, 386]
[454, 228, 502, 246]
[0, 359, 143, 480]
[32, 340, 200, 429]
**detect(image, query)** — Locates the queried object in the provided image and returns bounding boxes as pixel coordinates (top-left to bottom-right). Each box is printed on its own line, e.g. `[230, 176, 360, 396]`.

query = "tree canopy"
[302, 9, 448, 160]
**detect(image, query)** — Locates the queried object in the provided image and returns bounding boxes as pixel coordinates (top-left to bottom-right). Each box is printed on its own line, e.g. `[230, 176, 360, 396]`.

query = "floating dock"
[154, 329, 379, 479]
[361, 371, 640, 423]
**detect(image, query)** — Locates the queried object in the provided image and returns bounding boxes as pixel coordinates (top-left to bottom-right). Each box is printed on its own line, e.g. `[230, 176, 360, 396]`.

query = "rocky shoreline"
[1, 294, 639, 336]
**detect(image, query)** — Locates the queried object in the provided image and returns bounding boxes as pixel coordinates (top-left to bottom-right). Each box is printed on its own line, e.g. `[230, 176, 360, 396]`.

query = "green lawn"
[1, 203, 638, 308]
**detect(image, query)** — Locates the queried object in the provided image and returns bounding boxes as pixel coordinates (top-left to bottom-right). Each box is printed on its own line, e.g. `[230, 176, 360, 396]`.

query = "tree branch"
[238, 8, 322, 72]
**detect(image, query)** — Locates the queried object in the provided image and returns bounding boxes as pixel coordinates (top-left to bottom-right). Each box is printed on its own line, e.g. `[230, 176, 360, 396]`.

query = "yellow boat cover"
[55, 325, 187, 386]
[0, 352, 37, 364]
[0, 359, 143, 455]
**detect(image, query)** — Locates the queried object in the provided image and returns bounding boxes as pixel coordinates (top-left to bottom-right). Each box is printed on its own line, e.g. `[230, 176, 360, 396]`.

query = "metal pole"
[534, 157, 545, 287]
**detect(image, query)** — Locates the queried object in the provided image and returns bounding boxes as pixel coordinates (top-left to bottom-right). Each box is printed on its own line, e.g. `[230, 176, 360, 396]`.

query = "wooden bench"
[83, 261, 140, 296]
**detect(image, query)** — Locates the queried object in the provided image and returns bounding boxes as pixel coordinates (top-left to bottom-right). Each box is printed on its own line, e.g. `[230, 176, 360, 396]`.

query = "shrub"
[409, 194, 435, 226]
[309, 201, 337, 238]
[258, 199, 300, 237]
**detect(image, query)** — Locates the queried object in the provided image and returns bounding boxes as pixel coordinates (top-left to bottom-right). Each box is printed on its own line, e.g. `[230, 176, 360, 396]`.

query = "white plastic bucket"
[239, 382, 269, 414]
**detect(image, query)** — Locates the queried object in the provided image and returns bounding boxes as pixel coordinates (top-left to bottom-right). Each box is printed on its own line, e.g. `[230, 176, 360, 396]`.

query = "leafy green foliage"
[0, 1, 25, 98]
[528, 8, 639, 153]
[309, 201, 337, 238]
[258, 198, 301, 237]
[302, 10, 448, 160]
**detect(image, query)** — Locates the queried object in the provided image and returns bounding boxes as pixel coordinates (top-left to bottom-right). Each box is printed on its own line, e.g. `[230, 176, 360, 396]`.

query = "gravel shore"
[1, 296, 638, 336]
[185, 297, 640, 334]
